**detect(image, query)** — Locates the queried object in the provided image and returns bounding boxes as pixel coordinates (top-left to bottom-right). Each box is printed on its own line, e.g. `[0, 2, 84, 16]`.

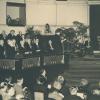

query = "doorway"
[90, 5, 100, 50]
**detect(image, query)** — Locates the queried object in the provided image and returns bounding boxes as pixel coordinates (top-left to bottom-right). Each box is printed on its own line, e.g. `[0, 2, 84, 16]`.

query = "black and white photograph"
[0, 0, 100, 100]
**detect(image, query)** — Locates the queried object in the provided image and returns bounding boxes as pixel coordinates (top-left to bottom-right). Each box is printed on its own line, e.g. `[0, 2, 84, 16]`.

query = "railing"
[0, 59, 16, 70]
[43, 54, 64, 66]
[22, 57, 40, 69]
[0, 52, 68, 70]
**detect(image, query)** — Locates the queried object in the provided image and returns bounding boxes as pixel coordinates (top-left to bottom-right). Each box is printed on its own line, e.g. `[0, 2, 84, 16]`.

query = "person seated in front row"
[5, 38, 16, 58]
[24, 38, 32, 54]
[17, 39, 25, 56]
[89, 81, 100, 100]
[0, 78, 15, 100]
[69, 78, 90, 100]
[0, 36, 5, 59]
[93, 81, 100, 95]
[34, 69, 47, 100]
[16, 31, 23, 48]
[48, 75, 65, 100]
[0, 82, 9, 100]
[34, 69, 47, 91]
[14, 76, 28, 100]
[6, 30, 16, 40]
[78, 79, 90, 95]
[31, 38, 41, 53]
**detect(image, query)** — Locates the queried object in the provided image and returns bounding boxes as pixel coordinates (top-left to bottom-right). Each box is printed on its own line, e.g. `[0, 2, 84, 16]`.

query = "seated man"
[24, 38, 32, 54]
[31, 38, 41, 53]
[5, 38, 16, 58]
[16, 31, 23, 48]
[78, 79, 90, 95]
[48, 75, 65, 100]
[89, 81, 100, 100]
[0, 36, 5, 59]
[69, 79, 90, 100]
[6, 30, 16, 40]
[34, 69, 47, 100]
[14, 76, 28, 100]
[17, 39, 25, 55]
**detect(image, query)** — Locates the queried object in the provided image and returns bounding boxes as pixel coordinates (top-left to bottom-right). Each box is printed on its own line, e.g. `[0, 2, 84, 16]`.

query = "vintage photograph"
[0, 0, 100, 100]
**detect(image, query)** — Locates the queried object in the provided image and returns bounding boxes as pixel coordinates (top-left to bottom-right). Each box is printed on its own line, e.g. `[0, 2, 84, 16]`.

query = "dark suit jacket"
[17, 46, 25, 54]
[31, 43, 41, 52]
[24, 42, 31, 52]
[0, 45, 5, 59]
[6, 33, 16, 40]
[16, 34, 23, 46]
[6, 44, 16, 58]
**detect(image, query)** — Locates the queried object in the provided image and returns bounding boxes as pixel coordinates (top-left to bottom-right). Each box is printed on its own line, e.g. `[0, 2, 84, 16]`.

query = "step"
[69, 60, 100, 64]
[69, 62, 100, 66]
[68, 69, 100, 72]
[65, 79, 100, 87]
[69, 64, 100, 68]
[68, 73, 100, 76]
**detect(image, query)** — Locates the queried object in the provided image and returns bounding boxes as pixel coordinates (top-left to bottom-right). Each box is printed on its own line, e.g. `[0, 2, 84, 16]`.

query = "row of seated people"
[0, 69, 100, 100]
[0, 30, 63, 59]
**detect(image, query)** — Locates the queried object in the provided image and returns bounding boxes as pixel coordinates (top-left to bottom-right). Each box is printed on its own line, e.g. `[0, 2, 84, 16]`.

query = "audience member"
[14, 76, 25, 100]
[48, 75, 65, 100]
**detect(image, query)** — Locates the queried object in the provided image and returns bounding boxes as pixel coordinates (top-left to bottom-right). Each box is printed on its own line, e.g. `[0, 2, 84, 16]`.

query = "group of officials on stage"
[0, 29, 63, 59]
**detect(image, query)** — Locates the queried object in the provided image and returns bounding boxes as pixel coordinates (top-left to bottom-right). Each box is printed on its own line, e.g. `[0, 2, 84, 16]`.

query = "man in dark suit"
[16, 31, 23, 48]
[16, 39, 25, 58]
[7, 30, 16, 40]
[0, 36, 5, 59]
[24, 38, 32, 54]
[6, 38, 16, 59]
[31, 38, 41, 54]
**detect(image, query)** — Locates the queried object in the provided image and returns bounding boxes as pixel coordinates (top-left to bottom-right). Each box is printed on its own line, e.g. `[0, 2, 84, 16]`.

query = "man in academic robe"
[16, 31, 23, 48]
[7, 30, 16, 40]
[16, 39, 25, 58]
[24, 38, 32, 54]
[5, 38, 16, 59]
[31, 38, 41, 53]
[0, 36, 5, 59]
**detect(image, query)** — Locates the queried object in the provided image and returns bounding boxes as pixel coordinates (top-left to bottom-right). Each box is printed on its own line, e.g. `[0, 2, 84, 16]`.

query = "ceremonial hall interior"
[0, 0, 100, 100]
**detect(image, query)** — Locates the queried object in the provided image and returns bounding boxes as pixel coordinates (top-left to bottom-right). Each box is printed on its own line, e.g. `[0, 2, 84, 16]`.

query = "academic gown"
[0, 45, 5, 59]
[6, 44, 16, 58]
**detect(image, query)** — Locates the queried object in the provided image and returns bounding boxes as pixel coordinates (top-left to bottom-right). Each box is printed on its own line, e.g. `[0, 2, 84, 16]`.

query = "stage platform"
[83, 55, 100, 61]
